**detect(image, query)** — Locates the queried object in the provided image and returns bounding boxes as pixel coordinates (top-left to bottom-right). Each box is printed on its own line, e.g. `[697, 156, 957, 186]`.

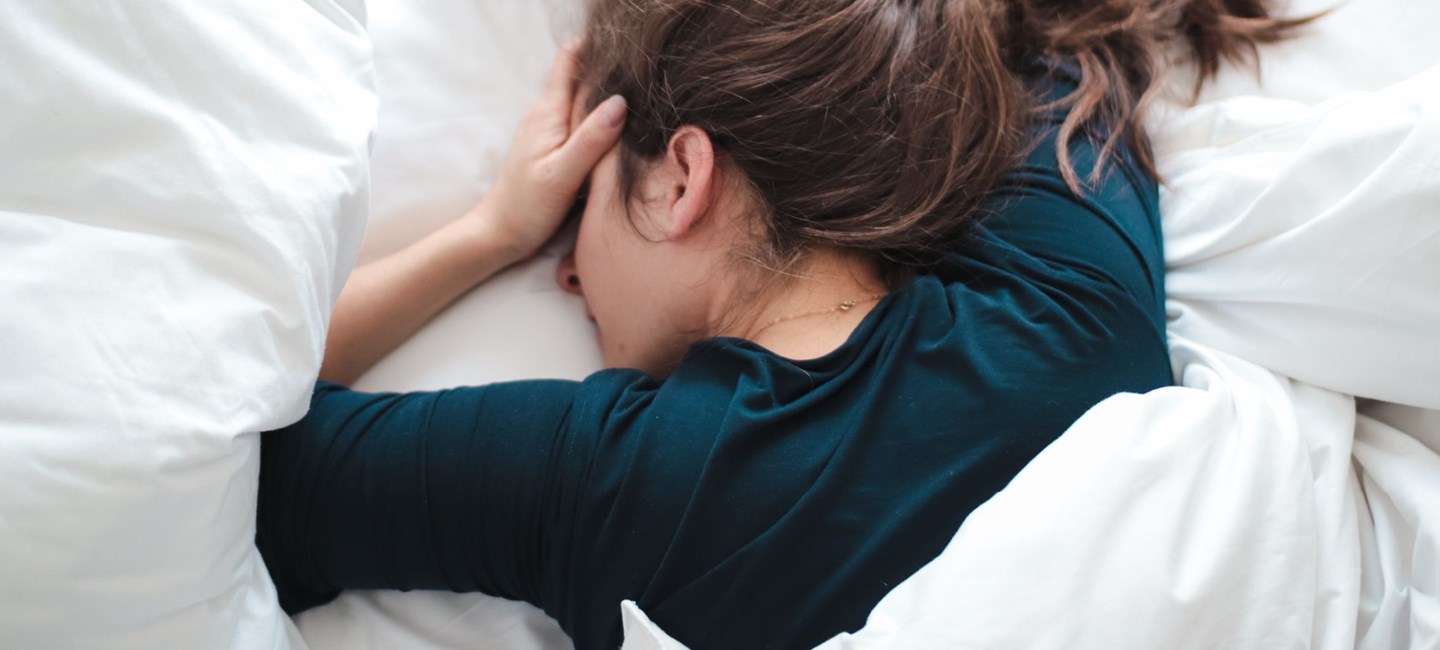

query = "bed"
[0, 0, 1435, 648]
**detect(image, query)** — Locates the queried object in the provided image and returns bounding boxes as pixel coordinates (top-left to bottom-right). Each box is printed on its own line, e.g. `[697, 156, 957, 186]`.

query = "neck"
[717, 248, 888, 361]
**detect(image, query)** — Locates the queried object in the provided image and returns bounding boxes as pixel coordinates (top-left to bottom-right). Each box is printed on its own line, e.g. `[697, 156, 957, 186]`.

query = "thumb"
[551, 95, 627, 185]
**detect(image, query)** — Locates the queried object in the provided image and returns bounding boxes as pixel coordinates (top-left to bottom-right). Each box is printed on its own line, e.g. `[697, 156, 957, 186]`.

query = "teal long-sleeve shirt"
[257, 75, 1172, 650]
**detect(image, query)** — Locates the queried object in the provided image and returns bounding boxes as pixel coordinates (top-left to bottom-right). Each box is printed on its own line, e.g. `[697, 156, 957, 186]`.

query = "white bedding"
[0, 2, 374, 649]
[290, 0, 1440, 648]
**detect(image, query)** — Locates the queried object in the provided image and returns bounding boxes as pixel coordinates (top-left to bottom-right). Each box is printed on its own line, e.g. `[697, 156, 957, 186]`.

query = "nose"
[556, 251, 583, 297]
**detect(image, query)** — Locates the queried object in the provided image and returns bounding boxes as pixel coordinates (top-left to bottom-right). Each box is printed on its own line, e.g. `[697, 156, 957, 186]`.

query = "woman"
[258, 0, 1311, 648]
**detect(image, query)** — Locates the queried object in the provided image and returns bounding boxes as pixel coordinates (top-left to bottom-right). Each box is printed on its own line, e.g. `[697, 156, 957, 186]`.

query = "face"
[554, 146, 716, 377]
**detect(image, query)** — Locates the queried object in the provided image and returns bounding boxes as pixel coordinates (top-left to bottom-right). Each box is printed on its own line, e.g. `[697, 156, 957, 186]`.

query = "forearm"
[318, 45, 625, 385]
[320, 207, 525, 384]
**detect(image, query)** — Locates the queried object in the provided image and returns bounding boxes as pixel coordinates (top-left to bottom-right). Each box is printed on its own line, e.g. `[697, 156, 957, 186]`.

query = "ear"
[657, 125, 716, 240]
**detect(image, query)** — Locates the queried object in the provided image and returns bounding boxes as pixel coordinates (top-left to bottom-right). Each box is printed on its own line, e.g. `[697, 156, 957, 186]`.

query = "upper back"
[550, 78, 1173, 648]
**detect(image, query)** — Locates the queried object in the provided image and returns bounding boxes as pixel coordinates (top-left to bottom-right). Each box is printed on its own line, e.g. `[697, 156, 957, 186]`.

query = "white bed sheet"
[293, 0, 1440, 648]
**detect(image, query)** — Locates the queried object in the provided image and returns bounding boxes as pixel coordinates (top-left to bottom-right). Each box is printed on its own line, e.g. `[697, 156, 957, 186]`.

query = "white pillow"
[0, 2, 373, 648]
[348, 0, 598, 393]
[1157, 68, 1440, 409]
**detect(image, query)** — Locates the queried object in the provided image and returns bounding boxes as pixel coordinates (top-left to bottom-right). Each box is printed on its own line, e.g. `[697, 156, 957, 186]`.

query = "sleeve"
[256, 379, 588, 615]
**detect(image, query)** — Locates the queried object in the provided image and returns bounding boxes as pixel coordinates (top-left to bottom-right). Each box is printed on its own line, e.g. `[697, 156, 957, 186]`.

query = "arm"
[320, 215, 523, 384]
[321, 46, 628, 384]
[256, 380, 586, 613]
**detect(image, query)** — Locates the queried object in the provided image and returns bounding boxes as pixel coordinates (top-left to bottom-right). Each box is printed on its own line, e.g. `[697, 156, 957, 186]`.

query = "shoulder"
[942, 66, 1165, 326]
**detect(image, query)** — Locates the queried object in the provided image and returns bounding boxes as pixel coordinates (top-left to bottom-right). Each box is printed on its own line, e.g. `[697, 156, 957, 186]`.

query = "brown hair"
[577, 0, 1317, 269]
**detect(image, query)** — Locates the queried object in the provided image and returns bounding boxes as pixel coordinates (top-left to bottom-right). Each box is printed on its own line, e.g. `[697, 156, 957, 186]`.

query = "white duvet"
[0, 2, 373, 649]
[296, 0, 1440, 649]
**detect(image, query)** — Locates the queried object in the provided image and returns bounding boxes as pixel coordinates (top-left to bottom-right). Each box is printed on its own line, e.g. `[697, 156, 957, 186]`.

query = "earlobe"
[664, 126, 715, 239]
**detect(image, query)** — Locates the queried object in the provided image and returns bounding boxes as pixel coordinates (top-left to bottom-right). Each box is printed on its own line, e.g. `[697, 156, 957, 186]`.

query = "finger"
[551, 95, 628, 187]
[538, 46, 581, 127]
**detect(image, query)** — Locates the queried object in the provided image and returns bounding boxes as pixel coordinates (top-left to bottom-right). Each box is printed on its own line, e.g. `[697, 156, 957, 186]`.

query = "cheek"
[574, 191, 631, 321]
[574, 196, 658, 363]
[573, 154, 624, 285]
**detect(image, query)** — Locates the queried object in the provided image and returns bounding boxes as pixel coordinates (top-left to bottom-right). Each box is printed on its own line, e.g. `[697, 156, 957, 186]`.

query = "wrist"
[462, 201, 532, 268]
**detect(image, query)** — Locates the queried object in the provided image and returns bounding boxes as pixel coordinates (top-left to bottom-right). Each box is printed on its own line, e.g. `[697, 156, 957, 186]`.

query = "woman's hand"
[318, 45, 625, 385]
[470, 44, 628, 261]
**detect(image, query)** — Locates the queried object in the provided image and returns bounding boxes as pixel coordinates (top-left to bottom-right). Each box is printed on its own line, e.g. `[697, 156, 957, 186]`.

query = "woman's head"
[555, 119, 749, 376]
[577, 0, 1026, 268]
[559, 0, 1314, 375]
[560, 0, 1030, 374]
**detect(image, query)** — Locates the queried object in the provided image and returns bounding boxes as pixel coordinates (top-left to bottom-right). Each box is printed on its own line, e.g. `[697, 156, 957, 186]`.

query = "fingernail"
[600, 95, 627, 128]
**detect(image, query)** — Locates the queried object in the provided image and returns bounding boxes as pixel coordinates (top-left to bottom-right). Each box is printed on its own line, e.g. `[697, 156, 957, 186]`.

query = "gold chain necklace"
[754, 293, 886, 337]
